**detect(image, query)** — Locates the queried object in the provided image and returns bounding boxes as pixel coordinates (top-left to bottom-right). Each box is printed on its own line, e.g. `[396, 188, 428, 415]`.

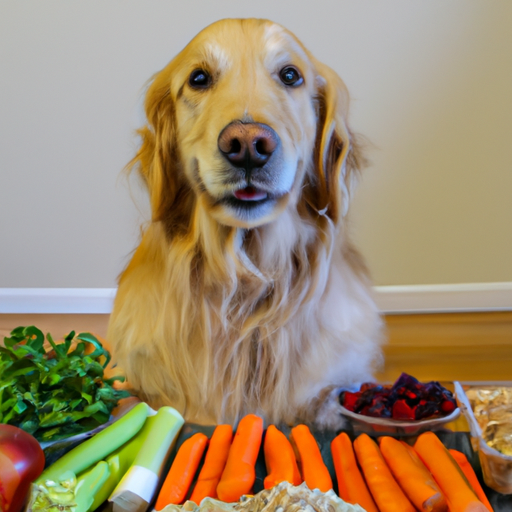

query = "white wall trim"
[374, 282, 512, 314]
[0, 283, 511, 315]
[0, 288, 117, 314]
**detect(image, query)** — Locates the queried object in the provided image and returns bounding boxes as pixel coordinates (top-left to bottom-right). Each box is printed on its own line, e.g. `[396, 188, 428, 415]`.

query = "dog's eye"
[279, 66, 303, 87]
[188, 69, 212, 89]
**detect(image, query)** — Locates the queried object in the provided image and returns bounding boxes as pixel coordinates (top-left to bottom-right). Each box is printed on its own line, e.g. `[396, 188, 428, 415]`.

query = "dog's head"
[133, 18, 364, 231]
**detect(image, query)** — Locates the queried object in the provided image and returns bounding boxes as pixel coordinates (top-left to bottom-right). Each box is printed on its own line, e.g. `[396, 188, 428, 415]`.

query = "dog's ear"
[128, 65, 180, 222]
[311, 60, 367, 223]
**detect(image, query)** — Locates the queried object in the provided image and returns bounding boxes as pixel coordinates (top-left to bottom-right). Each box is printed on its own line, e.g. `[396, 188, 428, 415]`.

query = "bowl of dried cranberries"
[339, 372, 460, 435]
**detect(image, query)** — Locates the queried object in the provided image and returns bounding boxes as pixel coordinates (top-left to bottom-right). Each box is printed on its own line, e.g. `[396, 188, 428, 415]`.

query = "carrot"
[449, 449, 493, 512]
[331, 432, 378, 512]
[414, 432, 485, 512]
[263, 425, 302, 489]
[216, 414, 264, 502]
[289, 424, 333, 492]
[155, 432, 209, 509]
[353, 433, 416, 512]
[189, 425, 233, 503]
[378, 436, 448, 512]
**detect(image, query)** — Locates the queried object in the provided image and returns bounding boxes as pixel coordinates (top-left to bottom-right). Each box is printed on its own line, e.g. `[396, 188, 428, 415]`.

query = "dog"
[108, 18, 383, 428]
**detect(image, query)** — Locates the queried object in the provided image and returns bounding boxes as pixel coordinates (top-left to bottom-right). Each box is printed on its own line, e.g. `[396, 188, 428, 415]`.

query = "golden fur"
[108, 18, 383, 427]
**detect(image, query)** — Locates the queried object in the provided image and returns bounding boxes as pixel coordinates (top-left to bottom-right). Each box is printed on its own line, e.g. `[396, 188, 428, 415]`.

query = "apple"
[0, 425, 45, 512]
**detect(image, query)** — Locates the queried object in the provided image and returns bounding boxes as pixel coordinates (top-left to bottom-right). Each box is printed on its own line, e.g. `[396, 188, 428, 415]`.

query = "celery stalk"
[88, 414, 158, 511]
[28, 462, 110, 512]
[37, 402, 149, 484]
[110, 407, 184, 512]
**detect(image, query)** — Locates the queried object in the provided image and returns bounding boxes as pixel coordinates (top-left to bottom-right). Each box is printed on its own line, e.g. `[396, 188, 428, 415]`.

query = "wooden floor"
[0, 314, 111, 341]
[375, 311, 512, 383]
[1, 311, 512, 384]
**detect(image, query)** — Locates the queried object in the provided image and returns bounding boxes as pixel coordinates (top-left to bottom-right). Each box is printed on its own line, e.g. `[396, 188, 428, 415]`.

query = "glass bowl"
[340, 404, 461, 436]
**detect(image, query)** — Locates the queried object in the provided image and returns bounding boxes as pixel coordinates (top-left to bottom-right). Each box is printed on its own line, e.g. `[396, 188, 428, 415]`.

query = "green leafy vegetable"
[0, 326, 130, 442]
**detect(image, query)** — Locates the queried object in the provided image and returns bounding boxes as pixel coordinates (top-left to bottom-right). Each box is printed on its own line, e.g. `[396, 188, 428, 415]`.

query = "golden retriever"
[108, 18, 383, 428]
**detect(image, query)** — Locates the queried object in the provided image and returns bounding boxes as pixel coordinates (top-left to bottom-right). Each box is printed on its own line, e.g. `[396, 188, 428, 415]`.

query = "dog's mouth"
[233, 186, 268, 202]
[210, 183, 290, 227]
[220, 185, 274, 210]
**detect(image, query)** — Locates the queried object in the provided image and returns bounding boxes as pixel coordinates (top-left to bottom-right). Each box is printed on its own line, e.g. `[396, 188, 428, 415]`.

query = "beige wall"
[1, 1, 510, 288]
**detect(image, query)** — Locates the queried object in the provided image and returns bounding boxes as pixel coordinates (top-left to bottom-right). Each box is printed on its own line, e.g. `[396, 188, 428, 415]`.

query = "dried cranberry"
[367, 400, 392, 418]
[441, 399, 456, 414]
[341, 391, 360, 411]
[423, 381, 445, 401]
[354, 389, 376, 412]
[360, 382, 379, 392]
[392, 399, 416, 420]
[415, 401, 440, 420]
[359, 405, 371, 416]
[392, 372, 420, 390]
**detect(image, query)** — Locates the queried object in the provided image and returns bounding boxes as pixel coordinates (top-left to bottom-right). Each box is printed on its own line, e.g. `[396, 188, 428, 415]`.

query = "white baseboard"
[0, 283, 511, 315]
[374, 282, 512, 314]
[0, 288, 117, 314]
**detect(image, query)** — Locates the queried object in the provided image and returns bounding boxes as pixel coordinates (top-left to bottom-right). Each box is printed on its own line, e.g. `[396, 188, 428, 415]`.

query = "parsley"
[0, 326, 131, 441]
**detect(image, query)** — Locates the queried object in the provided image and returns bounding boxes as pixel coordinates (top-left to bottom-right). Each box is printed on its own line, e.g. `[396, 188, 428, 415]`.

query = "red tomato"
[0, 425, 45, 512]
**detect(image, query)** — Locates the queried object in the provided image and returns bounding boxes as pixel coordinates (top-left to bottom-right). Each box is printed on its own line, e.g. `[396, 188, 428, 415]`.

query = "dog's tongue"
[233, 186, 267, 201]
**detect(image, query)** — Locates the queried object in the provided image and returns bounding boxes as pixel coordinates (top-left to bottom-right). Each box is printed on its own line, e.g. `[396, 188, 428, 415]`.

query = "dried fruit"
[340, 373, 457, 421]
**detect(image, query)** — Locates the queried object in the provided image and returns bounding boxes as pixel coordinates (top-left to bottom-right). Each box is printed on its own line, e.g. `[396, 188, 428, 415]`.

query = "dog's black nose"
[218, 122, 279, 171]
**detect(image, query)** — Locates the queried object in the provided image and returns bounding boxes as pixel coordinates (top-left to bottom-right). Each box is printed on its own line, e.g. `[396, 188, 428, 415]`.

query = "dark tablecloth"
[45, 422, 512, 511]
[172, 423, 511, 511]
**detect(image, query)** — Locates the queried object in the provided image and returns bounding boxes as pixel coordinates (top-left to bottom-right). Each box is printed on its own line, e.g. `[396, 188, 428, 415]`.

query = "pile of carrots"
[153, 414, 494, 512]
[334, 431, 493, 512]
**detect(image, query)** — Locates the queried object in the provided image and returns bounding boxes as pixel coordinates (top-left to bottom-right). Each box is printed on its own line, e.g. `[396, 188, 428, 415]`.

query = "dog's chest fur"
[110, 212, 381, 427]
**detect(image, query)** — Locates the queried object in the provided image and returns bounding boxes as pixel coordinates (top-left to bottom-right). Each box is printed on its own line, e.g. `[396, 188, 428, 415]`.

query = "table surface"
[168, 422, 512, 511]
[40, 384, 512, 511]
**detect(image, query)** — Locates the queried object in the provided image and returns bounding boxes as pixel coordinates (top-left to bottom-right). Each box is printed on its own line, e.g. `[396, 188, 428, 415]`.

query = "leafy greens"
[0, 326, 130, 441]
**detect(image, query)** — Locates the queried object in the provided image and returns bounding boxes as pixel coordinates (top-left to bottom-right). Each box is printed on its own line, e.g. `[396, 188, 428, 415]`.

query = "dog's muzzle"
[218, 121, 280, 183]
[216, 120, 289, 221]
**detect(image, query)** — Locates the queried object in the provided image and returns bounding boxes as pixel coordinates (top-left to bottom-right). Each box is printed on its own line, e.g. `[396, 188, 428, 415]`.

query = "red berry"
[342, 391, 360, 411]
[360, 382, 378, 392]
[441, 400, 456, 413]
[392, 399, 416, 420]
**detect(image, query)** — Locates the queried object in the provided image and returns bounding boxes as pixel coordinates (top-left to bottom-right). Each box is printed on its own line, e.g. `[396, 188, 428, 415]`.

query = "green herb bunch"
[0, 326, 131, 441]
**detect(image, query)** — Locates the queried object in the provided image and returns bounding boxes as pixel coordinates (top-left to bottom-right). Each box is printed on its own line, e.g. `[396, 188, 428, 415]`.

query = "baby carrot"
[263, 425, 302, 489]
[414, 432, 485, 512]
[155, 432, 209, 509]
[379, 436, 448, 512]
[189, 425, 233, 503]
[331, 432, 378, 512]
[216, 414, 264, 502]
[290, 424, 333, 492]
[353, 433, 416, 512]
[449, 449, 493, 512]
